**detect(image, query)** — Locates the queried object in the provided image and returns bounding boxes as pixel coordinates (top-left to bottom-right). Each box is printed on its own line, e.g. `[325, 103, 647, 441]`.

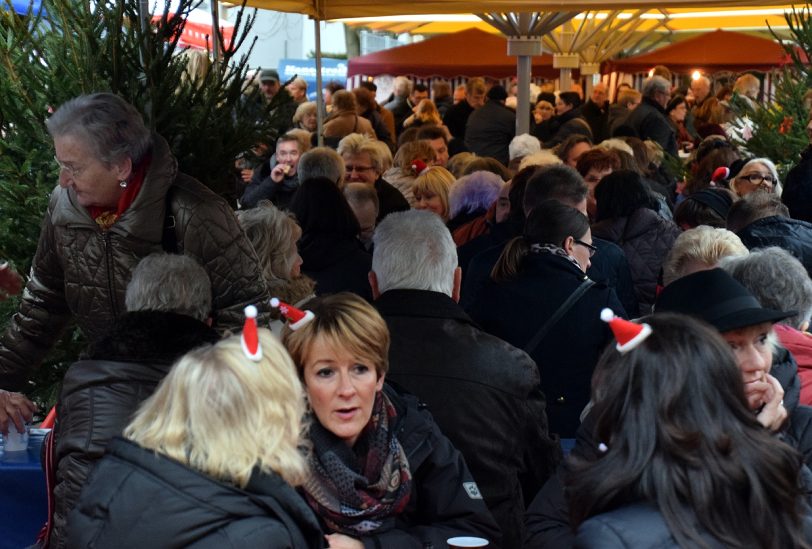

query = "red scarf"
[88, 154, 151, 230]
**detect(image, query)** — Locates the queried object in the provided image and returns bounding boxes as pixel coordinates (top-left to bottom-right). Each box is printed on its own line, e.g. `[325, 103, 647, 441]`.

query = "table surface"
[0, 432, 48, 549]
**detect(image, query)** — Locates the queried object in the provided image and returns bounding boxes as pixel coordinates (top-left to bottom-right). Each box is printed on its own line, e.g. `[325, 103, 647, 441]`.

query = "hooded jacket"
[50, 311, 220, 549]
[736, 215, 812, 278]
[0, 134, 268, 391]
[66, 438, 324, 549]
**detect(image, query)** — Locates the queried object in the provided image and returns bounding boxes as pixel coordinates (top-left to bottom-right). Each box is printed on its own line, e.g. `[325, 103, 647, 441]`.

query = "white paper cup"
[4, 424, 29, 452]
[447, 537, 489, 548]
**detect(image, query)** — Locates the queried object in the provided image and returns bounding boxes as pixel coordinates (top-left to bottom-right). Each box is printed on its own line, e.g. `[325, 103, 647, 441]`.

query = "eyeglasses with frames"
[738, 173, 776, 186]
[575, 239, 597, 257]
[54, 155, 83, 178]
[345, 165, 375, 173]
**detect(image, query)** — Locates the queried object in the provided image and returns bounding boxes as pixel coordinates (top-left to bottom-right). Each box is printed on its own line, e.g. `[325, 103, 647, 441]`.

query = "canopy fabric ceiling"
[238, 0, 803, 20]
[606, 28, 791, 72]
[347, 28, 563, 79]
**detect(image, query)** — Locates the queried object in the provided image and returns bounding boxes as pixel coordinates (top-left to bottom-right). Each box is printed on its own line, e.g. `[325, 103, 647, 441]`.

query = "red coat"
[775, 323, 812, 406]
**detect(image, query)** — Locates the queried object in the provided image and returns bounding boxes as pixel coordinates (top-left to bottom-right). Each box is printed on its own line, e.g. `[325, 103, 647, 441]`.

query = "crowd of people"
[3, 61, 812, 547]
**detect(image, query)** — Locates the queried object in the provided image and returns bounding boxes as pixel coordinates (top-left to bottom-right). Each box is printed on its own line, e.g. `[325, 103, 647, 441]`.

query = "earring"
[119, 180, 128, 188]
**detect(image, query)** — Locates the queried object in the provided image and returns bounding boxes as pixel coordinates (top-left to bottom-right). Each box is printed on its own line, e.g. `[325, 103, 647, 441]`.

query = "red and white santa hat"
[270, 297, 315, 331]
[601, 308, 652, 354]
[241, 305, 262, 361]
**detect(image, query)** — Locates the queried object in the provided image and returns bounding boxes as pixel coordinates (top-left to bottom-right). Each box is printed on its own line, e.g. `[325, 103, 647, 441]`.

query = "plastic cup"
[4, 423, 29, 452]
[447, 537, 489, 548]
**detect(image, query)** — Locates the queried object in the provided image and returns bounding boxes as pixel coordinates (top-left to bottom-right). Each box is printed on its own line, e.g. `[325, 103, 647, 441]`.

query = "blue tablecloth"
[0, 433, 48, 549]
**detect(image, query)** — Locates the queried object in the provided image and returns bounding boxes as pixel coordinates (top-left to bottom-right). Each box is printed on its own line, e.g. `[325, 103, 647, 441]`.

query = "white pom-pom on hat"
[600, 308, 652, 354]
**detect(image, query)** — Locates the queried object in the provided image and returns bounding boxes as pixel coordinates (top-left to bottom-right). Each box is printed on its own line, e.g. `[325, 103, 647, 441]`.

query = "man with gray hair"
[50, 253, 220, 548]
[622, 76, 678, 157]
[297, 146, 345, 189]
[370, 210, 560, 549]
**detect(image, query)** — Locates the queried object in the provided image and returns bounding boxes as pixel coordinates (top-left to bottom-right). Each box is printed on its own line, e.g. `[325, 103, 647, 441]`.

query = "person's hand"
[324, 533, 364, 549]
[240, 168, 254, 183]
[0, 390, 37, 436]
[270, 163, 292, 183]
[0, 262, 23, 299]
[755, 374, 787, 432]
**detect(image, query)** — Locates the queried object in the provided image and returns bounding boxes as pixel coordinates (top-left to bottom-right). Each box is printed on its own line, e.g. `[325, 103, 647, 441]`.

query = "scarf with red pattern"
[303, 390, 412, 535]
[88, 154, 151, 230]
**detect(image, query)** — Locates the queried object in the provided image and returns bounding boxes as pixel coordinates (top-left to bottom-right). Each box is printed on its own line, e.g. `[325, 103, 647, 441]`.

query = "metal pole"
[516, 55, 531, 135]
[560, 68, 572, 93]
[315, 17, 324, 146]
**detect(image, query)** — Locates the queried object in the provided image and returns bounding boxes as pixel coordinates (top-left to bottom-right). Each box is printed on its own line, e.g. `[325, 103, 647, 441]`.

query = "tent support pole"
[516, 55, 531, 135]
[560, 68, 572, 93]
[315, 17, 324, 146]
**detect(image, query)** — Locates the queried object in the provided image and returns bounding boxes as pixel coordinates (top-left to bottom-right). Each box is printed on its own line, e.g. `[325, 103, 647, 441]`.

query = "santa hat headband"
[241, 305, 262, 361]
[271, 297, 315, 331]
[601, 308, 652, 354]
[410, 159, 429, 176]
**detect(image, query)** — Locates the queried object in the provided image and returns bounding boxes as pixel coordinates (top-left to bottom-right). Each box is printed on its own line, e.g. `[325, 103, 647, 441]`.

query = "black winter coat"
[460, 238, 637, 327]
[240, 155, 299, 210]
[66, 438, 324, 548]
[469, 253, 624, 438]
[581, 99, 609, 143]
[591, 208, 680, 316]
[542, 109, 593, 148]
[340, 384, 502, 548]
[376, 290, 560, 548]
[737, 215, 812, 278]
[299, 233, 373, 301]
[51, 311, 219, 549]
[784, 147, 812, 223]
[622, 97, 678, 157]
[464, 101, 516, 166]
[443, 100, 476, 140]
[574, 503, 727, 548]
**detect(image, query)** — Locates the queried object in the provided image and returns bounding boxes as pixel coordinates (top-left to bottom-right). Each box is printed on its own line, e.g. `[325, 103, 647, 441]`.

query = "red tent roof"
[607, 29, 791, 74]
[348, 28, 563, 79]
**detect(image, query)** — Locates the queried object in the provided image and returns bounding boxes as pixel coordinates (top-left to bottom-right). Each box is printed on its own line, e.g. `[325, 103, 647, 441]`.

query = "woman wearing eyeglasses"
[469, 200, 625, 438]
[591, 170, 680, 316]
[731, 158, 782, 197]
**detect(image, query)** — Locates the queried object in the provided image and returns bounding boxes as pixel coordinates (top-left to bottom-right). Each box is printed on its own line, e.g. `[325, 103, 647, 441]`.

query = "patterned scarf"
[88, 154, 151, 230]
[530, 242, 585, 271]
[303, 391, 412, 535]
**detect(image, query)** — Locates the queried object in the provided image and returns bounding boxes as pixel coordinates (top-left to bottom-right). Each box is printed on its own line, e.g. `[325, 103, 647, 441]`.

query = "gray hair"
[738, 158, 782, 196]
[125, 254, 212, 321]
[642, 76, 670, 99]
[297, 147, 345, 187]
[46, 93, 152, 165]
[372, 210, 457, 297]
[509, 134, 541, 160]
[720, 247, 812, 329]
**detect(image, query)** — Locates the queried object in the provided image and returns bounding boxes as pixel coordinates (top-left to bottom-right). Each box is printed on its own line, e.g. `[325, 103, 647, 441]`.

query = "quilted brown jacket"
[0, 134, 268, 391]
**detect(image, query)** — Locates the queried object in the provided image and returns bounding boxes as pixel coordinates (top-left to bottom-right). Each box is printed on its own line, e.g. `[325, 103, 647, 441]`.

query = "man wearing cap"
[464, 85, 516, 166]
[259, 68, 281, 101]
[257, 68, 296, 132]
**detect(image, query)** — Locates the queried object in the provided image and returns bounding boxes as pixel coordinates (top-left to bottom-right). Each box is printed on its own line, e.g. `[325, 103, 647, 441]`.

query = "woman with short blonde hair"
[67, 331, 323, 547]
[279, 293, 498, 548]
[413, 166, 455, 220]
[662, 226, 749, 287]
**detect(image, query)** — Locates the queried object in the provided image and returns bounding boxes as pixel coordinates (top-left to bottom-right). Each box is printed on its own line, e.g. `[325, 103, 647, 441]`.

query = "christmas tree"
[726, 5, 812, 178]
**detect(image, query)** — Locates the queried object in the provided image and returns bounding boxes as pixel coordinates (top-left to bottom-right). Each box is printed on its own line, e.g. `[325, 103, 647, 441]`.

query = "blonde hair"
[446, 152, 477, 178]
[337, 133, 387, 173]
[518, 150, 562, 172]
[237, 202, 301, 283]
[125, 331, 308, 488]
[617, 88, 641, 108]
[293, 101, 317, 126]
[282, 293, 389, 378]
[393, 140, 436, 169]
[662, 226, 749, 287]
[412, 99, 442, 126]
[734, 73, 760, 100]
[413, 166, 455, 220]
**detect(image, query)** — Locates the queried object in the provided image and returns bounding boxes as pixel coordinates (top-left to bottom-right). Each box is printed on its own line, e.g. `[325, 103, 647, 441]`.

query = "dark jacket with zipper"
[0, 133, 268, 391]
[66, 438, 325, 548]
[348, 384, 501, 549]
[376, 289, 560, 548]
[468, 252, 624, 438]
[736, 215, 812, 278]
[50, 311, 220, 549]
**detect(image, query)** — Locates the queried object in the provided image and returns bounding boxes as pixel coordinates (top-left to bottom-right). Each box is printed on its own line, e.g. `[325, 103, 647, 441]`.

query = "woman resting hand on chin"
[280, 293, 501, 549]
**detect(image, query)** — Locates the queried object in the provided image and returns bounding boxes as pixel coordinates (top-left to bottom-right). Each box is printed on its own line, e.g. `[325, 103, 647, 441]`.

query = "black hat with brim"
[655, 268, 793, 333]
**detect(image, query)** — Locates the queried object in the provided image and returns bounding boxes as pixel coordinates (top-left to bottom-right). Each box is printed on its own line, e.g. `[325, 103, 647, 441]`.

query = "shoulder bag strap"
[524, 278, 596, 355]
